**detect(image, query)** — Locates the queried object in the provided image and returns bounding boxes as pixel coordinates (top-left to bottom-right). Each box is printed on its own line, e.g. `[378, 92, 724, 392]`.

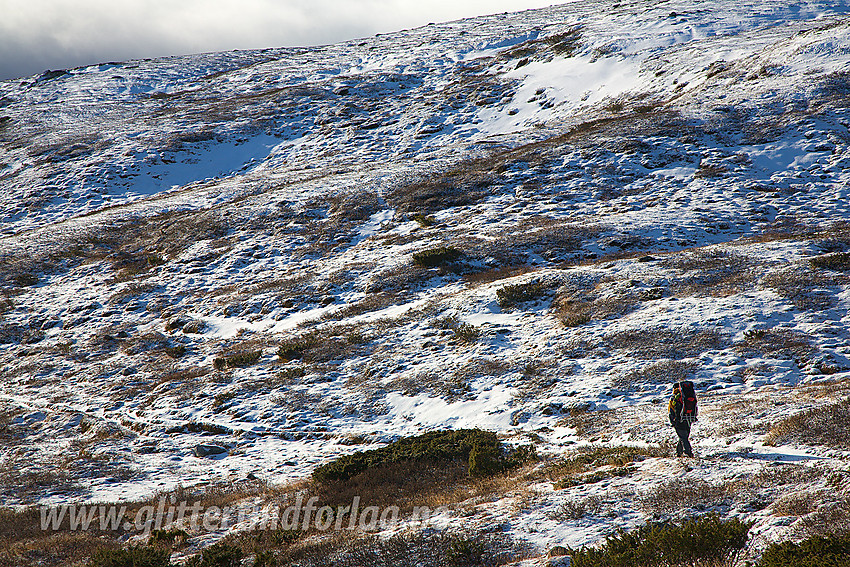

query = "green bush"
[453, 323, 481, 343]
[312, 429, 533, 483]
[413, 246, 461, 267]
[90, 546, 171, 567]
[496, 281, 547, 309]
[759, 534, 850, 567]
[447, 535, 485, 566]
[149, 528, 188, 547]
[277, 334, 319, 361]
[568, 515, 751, 567]
[185, 543, 242, 567]
[214, 350, 262, 369]
[468, 442, 502, 477]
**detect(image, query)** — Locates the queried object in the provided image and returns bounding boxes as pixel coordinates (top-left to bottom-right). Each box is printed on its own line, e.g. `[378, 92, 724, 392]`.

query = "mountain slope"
[1, 0, 850, 564]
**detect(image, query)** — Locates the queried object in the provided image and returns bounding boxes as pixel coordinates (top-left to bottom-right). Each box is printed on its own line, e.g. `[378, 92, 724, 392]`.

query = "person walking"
[668, 381, 698, 457]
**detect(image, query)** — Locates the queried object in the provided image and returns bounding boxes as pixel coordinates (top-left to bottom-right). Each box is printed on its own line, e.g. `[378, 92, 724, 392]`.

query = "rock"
[193, 444, 228, 458]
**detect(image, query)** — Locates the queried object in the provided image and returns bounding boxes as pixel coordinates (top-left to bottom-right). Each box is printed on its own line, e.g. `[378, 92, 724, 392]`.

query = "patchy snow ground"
[2, 0, 850, 562]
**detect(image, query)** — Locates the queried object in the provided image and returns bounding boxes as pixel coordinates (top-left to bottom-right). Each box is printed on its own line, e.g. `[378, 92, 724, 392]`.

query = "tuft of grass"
[567, 515, 752, 567]
[413, 246, 462, 268]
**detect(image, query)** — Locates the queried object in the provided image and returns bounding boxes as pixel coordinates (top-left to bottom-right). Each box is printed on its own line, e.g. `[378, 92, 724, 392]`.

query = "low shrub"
[12, 273, 39, 287]
[277, 333, 318, 361]
[554, 495, 603, 520]
[312, 429, 534, 483]
[568, 515, 751, 567]
[796, 495, 850, 538]
[496, 281, 548, 309]
[614, 360, 697, 390]
[447, 535, 485, 566]
[759, 533, 850, 567]
[149, 528, 188, 547]
[810, 252, 850, 271]
[453, 323, 481, 344]
[737, 328, 816, 363]
[185, 542, 242, 567]
[214, 350, 262, 369]
[413, 246, 462, 268]
[278, 330, 369, 363]
[90, 545, 171, 567]
[165, 345, 187, 359]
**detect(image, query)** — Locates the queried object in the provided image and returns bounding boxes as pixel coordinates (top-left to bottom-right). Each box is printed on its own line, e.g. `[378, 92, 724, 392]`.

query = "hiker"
[668, 381, 698, 457]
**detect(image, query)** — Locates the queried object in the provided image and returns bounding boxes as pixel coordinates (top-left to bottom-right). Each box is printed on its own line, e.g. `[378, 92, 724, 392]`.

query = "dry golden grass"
[772, 491, 824, 517]
[557, 407, 619, 438]
[764, 397, 850, 448]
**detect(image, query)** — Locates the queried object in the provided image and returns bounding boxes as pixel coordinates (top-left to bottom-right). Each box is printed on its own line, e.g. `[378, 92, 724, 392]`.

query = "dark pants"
[673, 423, 693, 457]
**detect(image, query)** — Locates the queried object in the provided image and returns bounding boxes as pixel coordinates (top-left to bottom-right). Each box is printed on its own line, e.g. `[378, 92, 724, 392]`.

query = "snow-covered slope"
[2, 0, 850, 562]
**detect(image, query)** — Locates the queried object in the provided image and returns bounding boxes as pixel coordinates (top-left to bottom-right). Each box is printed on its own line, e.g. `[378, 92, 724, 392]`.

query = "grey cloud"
[0, 0, 554, 81]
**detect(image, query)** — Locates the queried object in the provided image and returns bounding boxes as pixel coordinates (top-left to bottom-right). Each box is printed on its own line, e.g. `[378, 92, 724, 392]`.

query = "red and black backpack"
[677, 380, 698, 423]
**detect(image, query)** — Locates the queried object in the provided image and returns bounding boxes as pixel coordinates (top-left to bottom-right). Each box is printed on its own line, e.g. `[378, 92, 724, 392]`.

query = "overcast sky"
[0, 0, 559, 81]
